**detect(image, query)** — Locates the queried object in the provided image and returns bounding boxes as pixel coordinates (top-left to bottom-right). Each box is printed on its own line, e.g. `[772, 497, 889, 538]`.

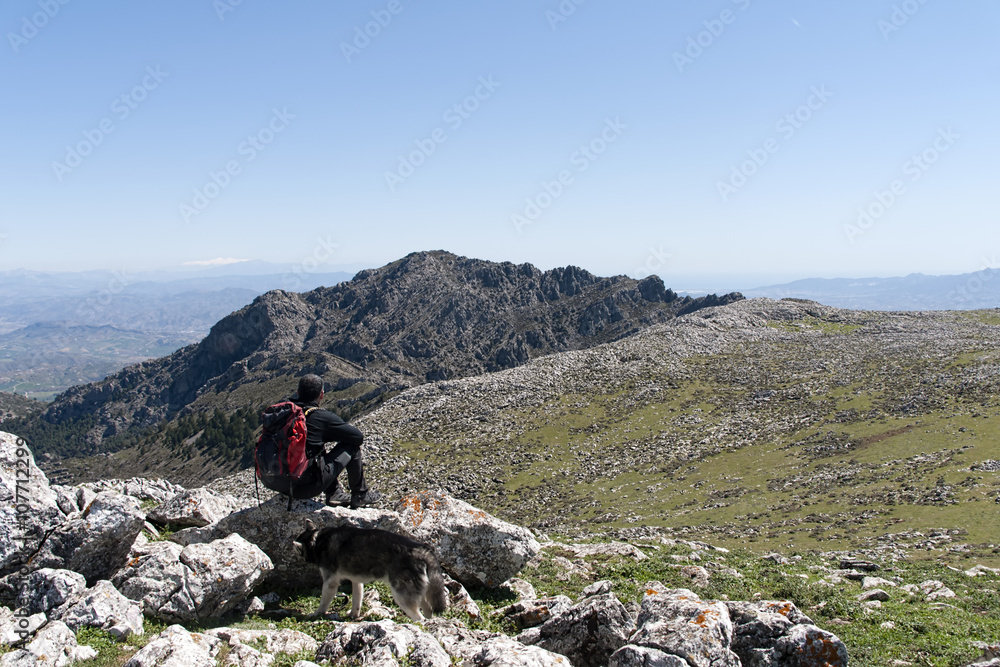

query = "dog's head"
[292, 518, 319, 562]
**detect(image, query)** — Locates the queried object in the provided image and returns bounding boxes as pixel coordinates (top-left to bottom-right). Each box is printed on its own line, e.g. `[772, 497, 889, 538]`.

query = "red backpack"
[254, 401, 316, 507]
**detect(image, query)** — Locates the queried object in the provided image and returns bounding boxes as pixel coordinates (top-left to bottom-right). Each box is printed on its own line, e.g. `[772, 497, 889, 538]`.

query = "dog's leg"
[350, 581, 364, 619]
[314, 575, 339, 617]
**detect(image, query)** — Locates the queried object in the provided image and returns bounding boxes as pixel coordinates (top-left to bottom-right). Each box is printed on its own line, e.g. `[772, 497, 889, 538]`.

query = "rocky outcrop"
[147, 488, 239, 528]
[112, 534, 271, 622]
[397, 491, 541, 588]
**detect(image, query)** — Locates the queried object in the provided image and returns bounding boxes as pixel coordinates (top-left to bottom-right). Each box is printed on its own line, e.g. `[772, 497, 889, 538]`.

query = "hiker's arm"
[317, 411, 364, 447]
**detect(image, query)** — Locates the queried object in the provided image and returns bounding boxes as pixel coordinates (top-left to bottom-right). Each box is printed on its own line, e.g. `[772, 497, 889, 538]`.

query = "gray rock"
[58, 580, 144, 639]
[147, 488, 238, 528]
[315, 620, 452, 667]
[609, 645, 688, 667]
[859, 589, 890, 603]
[80, 478, 186, 505]
[200, 497, 406, 588]
[426, 618, 572, 667]
[203, 627, 318, 656]
[503, 578, 537, 601]
[0, 620, 96, 667]
[497, 596, 573, 630]
[517, 592, 634, 667]
[114, 534, 272, 622]
[14, 569, 87, 616]
[773, 624, 849, 666]
[0, 432, 64, 579]
[31, 492, 146, 585]
[397, 491, 541, 587]
[1, 613, 46, 647]
[123, 624, 222, 667]
[630, 589, 740, 667]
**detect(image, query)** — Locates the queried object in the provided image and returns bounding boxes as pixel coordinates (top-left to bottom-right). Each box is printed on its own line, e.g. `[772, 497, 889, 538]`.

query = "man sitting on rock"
[292, 373, 380, 509]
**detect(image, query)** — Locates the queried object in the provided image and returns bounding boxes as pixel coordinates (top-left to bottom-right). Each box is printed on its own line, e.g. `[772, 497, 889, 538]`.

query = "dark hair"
[298, 374, 324, 403]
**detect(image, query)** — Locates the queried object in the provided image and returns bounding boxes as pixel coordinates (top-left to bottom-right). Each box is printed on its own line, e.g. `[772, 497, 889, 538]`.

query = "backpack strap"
[286, 407, 318, 511]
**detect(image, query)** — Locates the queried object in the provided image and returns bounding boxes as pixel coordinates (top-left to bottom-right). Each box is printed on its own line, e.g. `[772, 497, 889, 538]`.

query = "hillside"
[743, 271, 1000, 310]
[0, 390, 44, 423]
[344, 298, 1000, 555]
[0, 322, 197, 399]
[18, 251, 739, 474]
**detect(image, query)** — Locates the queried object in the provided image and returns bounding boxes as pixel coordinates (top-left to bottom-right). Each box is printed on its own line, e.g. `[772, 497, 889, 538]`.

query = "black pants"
[322, 441, 367, 496]
[286, 442, 367, 500]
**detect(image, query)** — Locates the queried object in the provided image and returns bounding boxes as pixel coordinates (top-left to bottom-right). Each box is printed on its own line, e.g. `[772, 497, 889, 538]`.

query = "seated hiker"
[292, 373, 380, 509]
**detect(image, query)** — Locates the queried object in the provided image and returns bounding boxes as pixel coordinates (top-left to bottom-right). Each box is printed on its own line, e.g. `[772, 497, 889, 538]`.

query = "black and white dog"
[293, 519, 449, 622]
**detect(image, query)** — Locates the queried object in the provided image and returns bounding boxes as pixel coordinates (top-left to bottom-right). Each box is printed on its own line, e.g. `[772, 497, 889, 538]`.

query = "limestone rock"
[773, 624, 849, 666]
[426, 618, 572, 667]
[14, 569, 87, 616]
[0, 620, 96, 667]
[497, 596, 573, 630]
[517, 592, 634, 667]
[397, 491, 541, 587]
[0, 432, 64, 579]
[147, 488, 239, 528]
[315, 620, 452, 667]
[609, 645, 688, 667]
[30, 492, 145, 585]
[628, 589, 740, 667]
[114, 534, 272, 622]
[58, 580, 144, 639]
[123, 625, 222, 667]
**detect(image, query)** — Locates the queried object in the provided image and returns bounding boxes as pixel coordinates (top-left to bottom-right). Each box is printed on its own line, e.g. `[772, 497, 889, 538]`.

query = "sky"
[1, 0, 998, 291]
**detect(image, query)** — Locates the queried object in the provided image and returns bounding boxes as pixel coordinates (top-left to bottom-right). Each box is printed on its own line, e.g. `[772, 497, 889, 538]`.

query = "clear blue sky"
[2, 1, 997, 288]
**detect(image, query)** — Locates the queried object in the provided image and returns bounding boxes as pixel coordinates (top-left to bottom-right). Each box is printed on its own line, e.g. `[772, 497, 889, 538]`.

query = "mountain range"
[13, 250, 741, 470]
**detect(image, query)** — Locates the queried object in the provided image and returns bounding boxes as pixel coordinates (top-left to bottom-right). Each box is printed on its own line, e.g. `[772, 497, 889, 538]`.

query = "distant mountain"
[0, 269, 354, 334]
[15, 250, 742, 474]
[0, 322, 198, 400]
[742, 270, 1000, 311]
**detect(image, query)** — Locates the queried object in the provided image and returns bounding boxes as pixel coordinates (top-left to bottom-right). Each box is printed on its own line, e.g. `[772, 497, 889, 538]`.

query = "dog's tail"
[426, 560, 449, 615]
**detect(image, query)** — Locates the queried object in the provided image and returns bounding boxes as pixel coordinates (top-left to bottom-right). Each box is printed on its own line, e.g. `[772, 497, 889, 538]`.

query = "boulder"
[517, 587, 634, 667]
[58, 580, 144, 640]
[147, 488, 239, 528]
[0, 620, 97, 667]
[772, 624, 849, 666]
[14, 569, 87, 616]
[81, 478, 186, 505]
[397, 491, 541, 587]
[315, 620, 452, 667]
[192, 497, 406, 588]
[123, 625, 222, 667]
[0, 432, 64, 579]
[203, 627, 319, 656]
[497, 596, 573, 630]
[609, 645, 688, 667]
[114, 534, 272, 622]
[30, 492, 146, 585]
[625, 589, 741, 667]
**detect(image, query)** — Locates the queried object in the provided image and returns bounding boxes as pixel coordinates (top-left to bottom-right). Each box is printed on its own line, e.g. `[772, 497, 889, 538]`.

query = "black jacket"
[292, 398, 364, 458]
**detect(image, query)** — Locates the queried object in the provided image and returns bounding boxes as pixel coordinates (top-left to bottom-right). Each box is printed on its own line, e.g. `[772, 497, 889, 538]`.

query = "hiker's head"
[298, 374, 325, 403]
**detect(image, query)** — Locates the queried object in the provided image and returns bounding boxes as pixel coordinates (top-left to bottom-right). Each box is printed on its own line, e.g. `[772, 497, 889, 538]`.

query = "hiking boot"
[350, 489, 381, 509]
[325, 489, 351, 507]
